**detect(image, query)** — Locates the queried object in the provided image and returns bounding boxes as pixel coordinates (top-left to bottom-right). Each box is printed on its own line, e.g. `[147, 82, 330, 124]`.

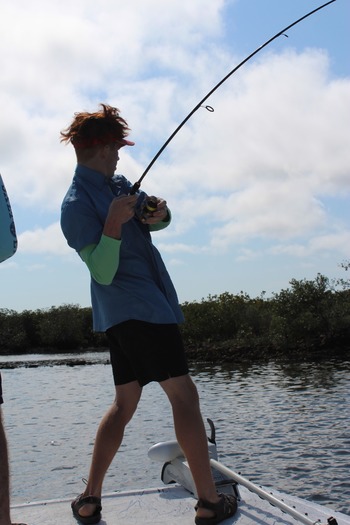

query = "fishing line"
[130, 0, 336, 195]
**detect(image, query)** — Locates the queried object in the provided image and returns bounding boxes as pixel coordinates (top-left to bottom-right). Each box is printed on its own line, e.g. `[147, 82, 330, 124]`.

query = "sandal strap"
[195, 492, 237, 518]
[73, 493, 102, 511]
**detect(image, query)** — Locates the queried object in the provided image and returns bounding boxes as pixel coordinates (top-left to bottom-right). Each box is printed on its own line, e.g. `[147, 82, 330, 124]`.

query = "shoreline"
[1, 343, 349, 369]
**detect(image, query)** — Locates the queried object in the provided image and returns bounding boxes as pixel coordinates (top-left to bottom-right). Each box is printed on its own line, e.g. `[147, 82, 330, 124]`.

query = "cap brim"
[117, 138, 135, 147]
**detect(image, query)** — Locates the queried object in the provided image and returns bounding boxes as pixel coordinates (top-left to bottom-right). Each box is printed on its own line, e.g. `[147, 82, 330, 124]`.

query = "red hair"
[60, 103, 131, 150]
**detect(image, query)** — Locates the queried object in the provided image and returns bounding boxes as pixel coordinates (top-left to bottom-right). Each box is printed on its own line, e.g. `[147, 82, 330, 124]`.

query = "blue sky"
[0, 0, 349, 313]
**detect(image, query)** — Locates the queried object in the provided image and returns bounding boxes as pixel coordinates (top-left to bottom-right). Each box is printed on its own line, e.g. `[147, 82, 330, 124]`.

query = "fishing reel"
[139, 196, 158, 221]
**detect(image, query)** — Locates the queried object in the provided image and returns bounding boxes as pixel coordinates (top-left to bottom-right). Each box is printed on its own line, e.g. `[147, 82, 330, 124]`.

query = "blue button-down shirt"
[61, 165, 184, 332]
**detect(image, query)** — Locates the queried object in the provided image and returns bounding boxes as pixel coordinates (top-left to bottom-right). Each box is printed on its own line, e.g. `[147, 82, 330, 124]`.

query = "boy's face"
[102, 143, 122, 177]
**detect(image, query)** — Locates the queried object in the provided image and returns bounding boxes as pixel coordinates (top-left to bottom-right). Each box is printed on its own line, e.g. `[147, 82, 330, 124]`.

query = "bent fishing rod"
[130, 0, 336, 195]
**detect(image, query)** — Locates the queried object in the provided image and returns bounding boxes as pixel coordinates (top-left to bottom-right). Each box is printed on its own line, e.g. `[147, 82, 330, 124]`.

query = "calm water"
[1, 353, 349, 515]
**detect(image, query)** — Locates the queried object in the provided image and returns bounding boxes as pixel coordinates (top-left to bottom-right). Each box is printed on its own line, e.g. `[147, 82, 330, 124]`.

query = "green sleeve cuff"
[80, 234, 121, 285]
[149, 208, 172, 232]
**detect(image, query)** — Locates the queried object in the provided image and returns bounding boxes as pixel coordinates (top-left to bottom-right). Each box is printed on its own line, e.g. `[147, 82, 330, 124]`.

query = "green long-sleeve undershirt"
[80, 211, 171, 285]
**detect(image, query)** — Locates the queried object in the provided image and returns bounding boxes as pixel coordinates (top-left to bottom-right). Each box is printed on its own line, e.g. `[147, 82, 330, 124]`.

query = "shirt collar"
[75, 164, 110, 190]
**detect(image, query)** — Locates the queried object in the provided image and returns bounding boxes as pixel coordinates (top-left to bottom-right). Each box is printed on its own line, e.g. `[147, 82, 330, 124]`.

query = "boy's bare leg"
[160, 375, 220, 520]
[78, 381, 142, 518]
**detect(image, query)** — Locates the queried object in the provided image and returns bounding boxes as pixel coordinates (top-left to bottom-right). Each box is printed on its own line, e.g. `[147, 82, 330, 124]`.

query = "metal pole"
[210, 459, 335, 525]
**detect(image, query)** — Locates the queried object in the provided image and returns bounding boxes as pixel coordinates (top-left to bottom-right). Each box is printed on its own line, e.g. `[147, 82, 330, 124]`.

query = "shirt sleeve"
[149, 208, 172, 232]
[80, 234, 121, 285]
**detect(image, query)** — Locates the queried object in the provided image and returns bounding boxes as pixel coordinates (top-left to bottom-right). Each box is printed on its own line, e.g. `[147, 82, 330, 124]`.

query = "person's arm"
[142, 198, 171, 231]
[80, 196, 171, 283]
[80, 235, 121, 285]
[149, 208, 171, 231]
[79, 193, 138, 284]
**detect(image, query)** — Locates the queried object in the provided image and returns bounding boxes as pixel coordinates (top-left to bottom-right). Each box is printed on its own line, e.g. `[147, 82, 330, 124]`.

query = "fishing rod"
[130, 0, 336, 195]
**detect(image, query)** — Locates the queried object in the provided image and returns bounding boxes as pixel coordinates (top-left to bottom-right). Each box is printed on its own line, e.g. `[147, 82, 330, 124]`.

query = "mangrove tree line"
[1, 271, 350, 361]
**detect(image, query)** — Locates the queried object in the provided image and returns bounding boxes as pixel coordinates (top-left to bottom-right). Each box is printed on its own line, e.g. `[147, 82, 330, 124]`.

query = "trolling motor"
[148, 420, 341, 525]
[148, 418, 240, 500]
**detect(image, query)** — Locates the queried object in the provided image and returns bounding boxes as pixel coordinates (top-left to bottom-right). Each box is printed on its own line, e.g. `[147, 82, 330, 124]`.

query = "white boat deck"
[11, 483, 350, 525]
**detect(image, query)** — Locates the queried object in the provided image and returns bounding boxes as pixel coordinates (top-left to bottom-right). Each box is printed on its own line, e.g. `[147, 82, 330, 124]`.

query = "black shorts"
[106, 320, 189, 387]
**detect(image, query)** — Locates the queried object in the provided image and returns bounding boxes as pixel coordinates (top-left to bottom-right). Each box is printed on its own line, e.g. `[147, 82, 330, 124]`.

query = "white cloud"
[0, 0, 230, 212]
[167, 50, 350, 192]
[17, 223, 70, 255]
[147, 50, 350, 253]
[0, 0, 349, 310]
[157, 242, 206, 254]
[270, 231, 350, 259]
